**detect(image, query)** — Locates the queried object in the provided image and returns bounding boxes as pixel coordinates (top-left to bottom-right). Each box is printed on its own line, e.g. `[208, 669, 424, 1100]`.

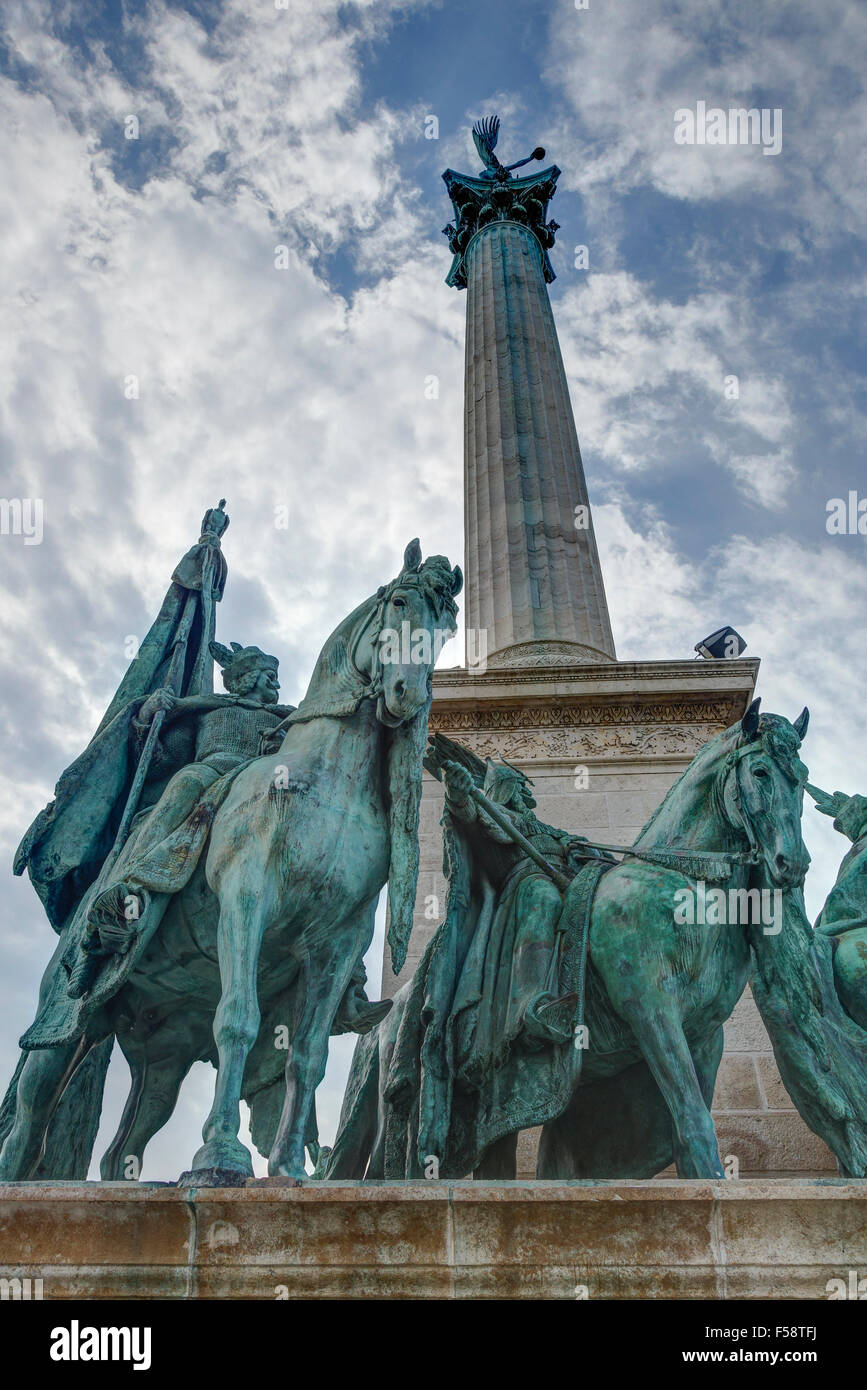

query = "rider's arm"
[442, 761, 519, 845]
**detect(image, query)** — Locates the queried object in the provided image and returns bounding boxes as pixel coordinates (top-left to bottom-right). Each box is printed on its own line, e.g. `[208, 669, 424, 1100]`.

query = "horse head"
[721, 698, 811, 888]
[285, 540, 461, 976]
[369, 539, 462, 728]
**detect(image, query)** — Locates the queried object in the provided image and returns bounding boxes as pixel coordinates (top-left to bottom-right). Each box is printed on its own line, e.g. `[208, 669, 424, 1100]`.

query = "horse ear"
[403, 538, 422, 573]
[793, 707, 809, 741]
[450, 564, 463, 597]
[741, 697, 761, 740]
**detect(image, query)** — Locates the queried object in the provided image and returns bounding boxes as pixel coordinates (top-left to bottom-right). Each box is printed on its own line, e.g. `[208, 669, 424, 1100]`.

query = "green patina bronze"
[2, 501, 865, 1187]
[327, 703, 867, 1180]
[0, 513, 461, 1183]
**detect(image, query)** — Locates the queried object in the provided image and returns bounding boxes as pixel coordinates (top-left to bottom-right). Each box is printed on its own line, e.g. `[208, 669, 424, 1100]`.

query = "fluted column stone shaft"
[462, 219, 615, 665]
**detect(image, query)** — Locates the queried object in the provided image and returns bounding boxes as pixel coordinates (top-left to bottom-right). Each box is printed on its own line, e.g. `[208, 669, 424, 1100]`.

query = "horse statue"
[326, 701, 867, 1181]
[0, 539, 462, 1183]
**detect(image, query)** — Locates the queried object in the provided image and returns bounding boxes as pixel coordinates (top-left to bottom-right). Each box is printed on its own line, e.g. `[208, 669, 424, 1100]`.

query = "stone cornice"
[432, 657, 760, 702]
[487, 639, 614, 668]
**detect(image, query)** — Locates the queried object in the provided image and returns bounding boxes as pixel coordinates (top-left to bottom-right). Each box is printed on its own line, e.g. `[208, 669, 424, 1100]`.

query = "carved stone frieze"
[428, 699, 738, 733]
[434, 724, 722, 762]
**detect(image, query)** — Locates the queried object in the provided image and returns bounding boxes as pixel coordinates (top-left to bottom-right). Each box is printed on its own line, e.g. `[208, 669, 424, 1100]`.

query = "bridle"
[719, 736, 805, 874]
[345, 579, 455, 724]
[719, 743, 765, 869]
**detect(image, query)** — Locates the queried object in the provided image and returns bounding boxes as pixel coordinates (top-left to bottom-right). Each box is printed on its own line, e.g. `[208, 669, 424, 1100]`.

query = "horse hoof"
[189, 1138, 253, 1179]
[267, 1159, 307, 1182]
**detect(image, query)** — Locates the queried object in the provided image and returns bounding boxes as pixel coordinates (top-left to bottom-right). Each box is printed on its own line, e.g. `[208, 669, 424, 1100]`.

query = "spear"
[445, 767, 744, 885]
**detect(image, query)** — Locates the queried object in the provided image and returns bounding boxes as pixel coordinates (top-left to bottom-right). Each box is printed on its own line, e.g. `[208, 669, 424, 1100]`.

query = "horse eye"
[392, 596, 406, 609]
[753, 767, 769, 778]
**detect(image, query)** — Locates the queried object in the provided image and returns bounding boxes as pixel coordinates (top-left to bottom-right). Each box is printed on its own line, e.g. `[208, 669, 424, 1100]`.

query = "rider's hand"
[443, 760, 473, 804]
[811, 788, 847, 818]
[98, 917, 137, 952]
[139, 689, 177, 725]
[259, 717, 291, 756]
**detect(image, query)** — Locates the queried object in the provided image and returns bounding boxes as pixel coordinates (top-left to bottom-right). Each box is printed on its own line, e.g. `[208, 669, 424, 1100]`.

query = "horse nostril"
[394, 679, 406, 699]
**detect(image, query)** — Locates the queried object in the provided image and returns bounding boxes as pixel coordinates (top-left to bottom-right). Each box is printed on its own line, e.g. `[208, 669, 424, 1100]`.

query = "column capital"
[441, 166, 561, 290]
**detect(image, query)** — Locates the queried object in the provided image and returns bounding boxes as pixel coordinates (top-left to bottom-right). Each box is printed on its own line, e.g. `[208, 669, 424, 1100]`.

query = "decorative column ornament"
[443, 116, 617, 667]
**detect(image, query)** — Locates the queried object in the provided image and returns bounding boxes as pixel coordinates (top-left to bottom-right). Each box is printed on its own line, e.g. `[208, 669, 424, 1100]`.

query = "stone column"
[444, 164, 616, 667]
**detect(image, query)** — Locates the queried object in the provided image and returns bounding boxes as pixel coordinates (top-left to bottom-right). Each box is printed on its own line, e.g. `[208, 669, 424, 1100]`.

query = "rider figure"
[77, 641, 290, 979]
[76, 644, 390, 1032]
[442, 756, 602, 1048]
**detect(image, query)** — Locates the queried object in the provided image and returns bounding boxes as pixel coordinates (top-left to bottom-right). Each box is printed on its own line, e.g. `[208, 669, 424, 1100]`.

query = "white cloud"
[547, 0, 867, 241]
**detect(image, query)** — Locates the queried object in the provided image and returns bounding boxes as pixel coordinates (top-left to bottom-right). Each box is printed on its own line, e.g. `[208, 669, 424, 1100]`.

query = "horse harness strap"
[557, 859, 614, 1085]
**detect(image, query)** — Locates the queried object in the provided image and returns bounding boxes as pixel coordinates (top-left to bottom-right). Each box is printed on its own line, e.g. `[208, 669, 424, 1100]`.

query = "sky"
[0, 0, 865, 1180]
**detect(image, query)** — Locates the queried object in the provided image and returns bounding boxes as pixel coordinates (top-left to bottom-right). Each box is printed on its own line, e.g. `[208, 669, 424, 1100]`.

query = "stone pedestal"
[1, 1180, 862, 1299]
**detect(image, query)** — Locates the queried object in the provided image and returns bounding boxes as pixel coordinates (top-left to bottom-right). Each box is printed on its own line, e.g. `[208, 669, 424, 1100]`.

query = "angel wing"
[472, 115, 502, 170]
[424, 732, 487, 788]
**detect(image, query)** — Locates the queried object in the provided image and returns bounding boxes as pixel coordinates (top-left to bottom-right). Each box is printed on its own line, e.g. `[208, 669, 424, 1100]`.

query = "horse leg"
[269, 931, 359, 1180]
[191, 884, 267, 1176]
[101, 1051, 193, 1181]
[100, 1048, 146, 1180]
[0, 1038, 90, 1180]
[473, 1130, 518, 1180]
[633, 1005, 724, 1178]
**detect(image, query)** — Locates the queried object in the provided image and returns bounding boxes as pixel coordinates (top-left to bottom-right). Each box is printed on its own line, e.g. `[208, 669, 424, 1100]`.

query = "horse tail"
[0, 1051, 26, 1150]
[324, 1029, 381, 1179]
[0, 1037, 113, 1179]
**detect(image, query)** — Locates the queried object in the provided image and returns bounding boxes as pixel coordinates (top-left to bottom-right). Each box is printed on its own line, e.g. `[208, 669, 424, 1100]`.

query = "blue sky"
[0, 0, 865, 1177]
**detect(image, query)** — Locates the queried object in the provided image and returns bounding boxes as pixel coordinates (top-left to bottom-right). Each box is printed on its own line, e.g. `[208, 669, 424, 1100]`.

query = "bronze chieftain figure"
[327, 707, 867, 1181]
[0, 505, 419, 1181]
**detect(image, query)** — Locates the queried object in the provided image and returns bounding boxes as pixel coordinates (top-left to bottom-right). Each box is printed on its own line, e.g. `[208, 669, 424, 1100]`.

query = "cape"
[375, 800, 612, 1178]
[21, 759, 245, 1049]
[13, 540, 223, 934]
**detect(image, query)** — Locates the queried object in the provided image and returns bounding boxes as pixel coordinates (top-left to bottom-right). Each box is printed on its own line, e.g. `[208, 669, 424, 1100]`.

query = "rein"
[466, 736, 786, 884]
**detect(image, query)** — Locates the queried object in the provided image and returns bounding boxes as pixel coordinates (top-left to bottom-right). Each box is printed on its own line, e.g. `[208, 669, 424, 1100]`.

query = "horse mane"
[633, 724, 738, 850]
[385, 696, 431, 976]
[286, 597, 375, 725]
[634, 711, 807, 851]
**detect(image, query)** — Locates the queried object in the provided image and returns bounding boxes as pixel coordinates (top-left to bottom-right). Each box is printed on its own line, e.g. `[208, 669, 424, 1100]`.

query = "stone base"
[1, 1179, 864, 1299]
